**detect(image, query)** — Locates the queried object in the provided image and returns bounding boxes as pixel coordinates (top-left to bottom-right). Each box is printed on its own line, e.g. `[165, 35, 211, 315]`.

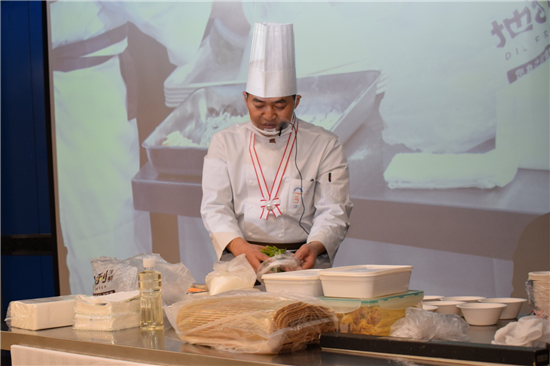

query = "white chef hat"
[246, 22, 296, 98]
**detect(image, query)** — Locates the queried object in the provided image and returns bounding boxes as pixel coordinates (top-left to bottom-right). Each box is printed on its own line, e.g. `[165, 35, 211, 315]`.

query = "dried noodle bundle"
[173, 292, 337, 353]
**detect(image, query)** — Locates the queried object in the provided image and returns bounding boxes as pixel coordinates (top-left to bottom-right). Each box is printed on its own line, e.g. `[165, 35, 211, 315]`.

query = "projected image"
[49, 1, 549, 294]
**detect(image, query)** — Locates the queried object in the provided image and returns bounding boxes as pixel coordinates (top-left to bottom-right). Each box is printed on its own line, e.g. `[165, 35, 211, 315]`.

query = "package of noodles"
[165, 290, 337, 354]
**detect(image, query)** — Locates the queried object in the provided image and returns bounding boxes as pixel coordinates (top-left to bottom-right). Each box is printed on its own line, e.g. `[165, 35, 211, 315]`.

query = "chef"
[201, 22, 353, 271]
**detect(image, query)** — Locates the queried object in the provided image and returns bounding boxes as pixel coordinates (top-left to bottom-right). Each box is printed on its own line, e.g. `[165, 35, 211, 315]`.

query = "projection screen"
[47, 1, 550, 300]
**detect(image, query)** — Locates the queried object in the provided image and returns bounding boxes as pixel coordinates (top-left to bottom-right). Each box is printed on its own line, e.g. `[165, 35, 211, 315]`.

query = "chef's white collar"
[246, 120, 292, 140]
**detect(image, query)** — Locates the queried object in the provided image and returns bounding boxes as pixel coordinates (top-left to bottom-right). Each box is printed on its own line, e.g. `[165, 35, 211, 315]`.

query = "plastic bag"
[205, 254, 256, 295]
[256, 253, 302, 281]
[165, 290, 337, 354]
[390, 307, 469, 341]
[91, 253, 194, 306]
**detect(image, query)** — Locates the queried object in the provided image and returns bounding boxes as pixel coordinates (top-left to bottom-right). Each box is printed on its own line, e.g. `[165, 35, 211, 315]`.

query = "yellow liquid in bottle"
[139, 269, 164, 330]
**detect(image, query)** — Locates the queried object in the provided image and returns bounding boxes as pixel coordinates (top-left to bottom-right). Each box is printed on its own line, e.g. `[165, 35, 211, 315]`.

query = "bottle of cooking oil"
[139, 258, 164, 330]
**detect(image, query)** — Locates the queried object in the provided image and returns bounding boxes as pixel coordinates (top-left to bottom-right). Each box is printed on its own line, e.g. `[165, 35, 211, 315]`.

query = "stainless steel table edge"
[0, 329, 276, 366]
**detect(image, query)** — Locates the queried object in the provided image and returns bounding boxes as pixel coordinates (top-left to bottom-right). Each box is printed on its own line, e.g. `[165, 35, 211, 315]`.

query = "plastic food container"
[262, 269, 323, 297]
[319, 265, 413, 299]
[143, 70, 381, 176]
[320, 290, 423, 336]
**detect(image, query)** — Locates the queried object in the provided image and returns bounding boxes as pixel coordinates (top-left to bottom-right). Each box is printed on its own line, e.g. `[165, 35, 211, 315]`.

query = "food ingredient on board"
[383, 150, 517, 189]
[162, 131, 200, 147]
[139, 258, 164, 330]
[167, 291, 337, 354]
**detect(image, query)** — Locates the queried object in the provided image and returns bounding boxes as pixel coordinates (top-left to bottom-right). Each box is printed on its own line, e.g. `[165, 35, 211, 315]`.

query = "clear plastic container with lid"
[319, 265, 413, 298]
[139, 258, 164, 330]
[320, 290, 423, 336]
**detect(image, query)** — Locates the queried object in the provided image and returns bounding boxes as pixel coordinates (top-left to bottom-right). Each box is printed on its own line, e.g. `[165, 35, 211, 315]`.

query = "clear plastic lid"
[320, 290, 423, 310]
[319, 265, 412, 278]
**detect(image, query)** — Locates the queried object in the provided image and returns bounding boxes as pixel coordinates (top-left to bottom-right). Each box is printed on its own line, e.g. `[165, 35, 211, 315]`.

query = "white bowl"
[442, 296, 486, 303]
[479, 298, 527, 319]
[423, 295, 444, 302]
[457, 303, 507, 326]
[423, 301, 465, 315]
[423, 305, 438, 312]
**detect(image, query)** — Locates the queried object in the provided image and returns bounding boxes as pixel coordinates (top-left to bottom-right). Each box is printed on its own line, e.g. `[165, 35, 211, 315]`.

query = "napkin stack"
[73, 290, 140, 331]
[5, 295, 78, 330]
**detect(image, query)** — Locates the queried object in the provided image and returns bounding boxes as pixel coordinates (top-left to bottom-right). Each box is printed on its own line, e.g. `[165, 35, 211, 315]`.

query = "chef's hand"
[227, 237, 270, 272]
[294, 241, 326, 270]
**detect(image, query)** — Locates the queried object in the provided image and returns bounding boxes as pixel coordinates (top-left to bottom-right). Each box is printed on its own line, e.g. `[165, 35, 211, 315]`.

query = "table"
[2, 320, 547, 366]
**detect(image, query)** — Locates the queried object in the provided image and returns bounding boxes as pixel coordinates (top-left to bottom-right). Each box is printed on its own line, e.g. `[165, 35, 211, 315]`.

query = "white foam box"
[319, 265, 413, 299]
[6, 295, 78, 330]
[262, 269, 324, 297]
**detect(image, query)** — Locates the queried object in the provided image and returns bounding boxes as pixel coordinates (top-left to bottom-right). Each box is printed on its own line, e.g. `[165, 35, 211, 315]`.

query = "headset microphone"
[278, 125, 283, 137]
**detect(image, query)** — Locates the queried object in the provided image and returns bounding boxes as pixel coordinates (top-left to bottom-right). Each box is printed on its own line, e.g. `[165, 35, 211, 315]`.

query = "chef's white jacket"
[201, 119, 353, 264]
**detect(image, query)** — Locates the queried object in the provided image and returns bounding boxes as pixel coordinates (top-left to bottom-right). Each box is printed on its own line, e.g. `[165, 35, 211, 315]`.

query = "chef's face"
[243, 92, 301, 132]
